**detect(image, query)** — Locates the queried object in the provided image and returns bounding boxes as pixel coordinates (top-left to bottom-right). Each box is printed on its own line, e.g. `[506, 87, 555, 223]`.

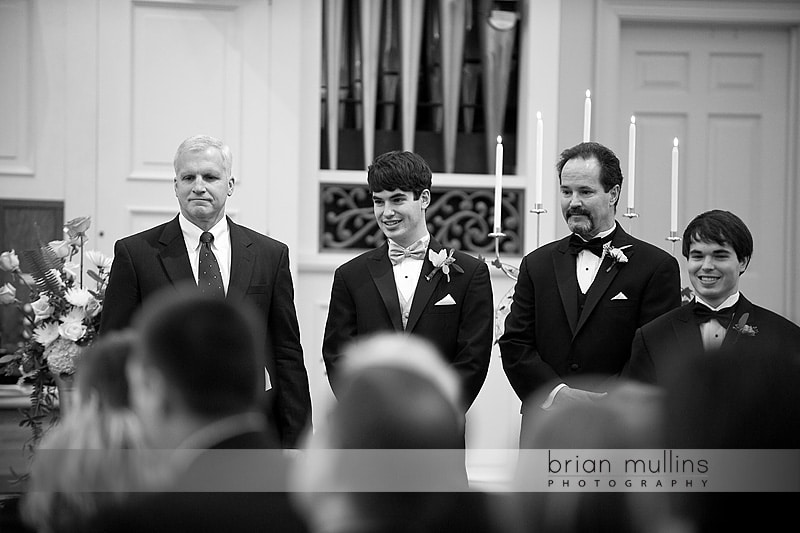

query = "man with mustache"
[499, 142, 680, 421]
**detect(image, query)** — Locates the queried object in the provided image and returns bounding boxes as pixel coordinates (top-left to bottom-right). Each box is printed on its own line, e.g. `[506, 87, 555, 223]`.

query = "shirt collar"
[695, 291, 740, 311]
[179, 213, 229, 249]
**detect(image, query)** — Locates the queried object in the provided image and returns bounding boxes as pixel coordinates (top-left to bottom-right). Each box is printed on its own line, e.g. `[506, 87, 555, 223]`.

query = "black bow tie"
[692, 303, 735, 328]
[567, 234, 612, 257]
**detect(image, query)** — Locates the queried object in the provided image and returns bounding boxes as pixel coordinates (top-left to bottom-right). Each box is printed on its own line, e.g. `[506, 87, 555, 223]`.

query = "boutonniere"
[601, 243, 632, 272]
[732, 312, 758, 337]
[426, 248, 464, 282]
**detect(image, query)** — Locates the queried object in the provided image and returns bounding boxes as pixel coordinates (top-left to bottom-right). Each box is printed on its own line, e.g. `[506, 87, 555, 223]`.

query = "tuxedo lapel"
[575, 225, 634, 334]
[226, 218, 256, 300]
[367, 244, 403, 331]
[405, 238, 442, 332]
[553, 237, 579, 334]
[158, 217, 194, 284]
[671, 304, 704, 354]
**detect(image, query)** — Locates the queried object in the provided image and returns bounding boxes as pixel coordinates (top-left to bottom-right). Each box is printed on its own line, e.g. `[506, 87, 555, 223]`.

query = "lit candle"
[671, 137, 679, 233]
[583, 90, 591, 142]
[627, 116, 636, 210]
[494, 135, 503, 233]
[535, 112, 543, 205]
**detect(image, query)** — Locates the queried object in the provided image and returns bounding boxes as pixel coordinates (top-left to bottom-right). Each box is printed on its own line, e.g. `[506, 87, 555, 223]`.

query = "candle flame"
[673, 137, 679, 147]
[631, 115, 636, 124]
[497, 135, 502, 144]
[585, 89, 591, 98]
[536, 111, 542, 120]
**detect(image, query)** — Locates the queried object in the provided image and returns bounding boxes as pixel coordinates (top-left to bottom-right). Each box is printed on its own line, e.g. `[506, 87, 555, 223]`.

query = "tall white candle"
[535, 112, 543, 204]
[627, 116, 636, 210]
[671, 137, 679, 233]
[494, 135, 503, 233]
[583, 90, 591, 142]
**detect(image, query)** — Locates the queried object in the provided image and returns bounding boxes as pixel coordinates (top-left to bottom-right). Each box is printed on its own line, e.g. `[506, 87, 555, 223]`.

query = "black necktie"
[692, 303, 735, 328]
[198, 232, 225, 298]
[567, 234, 612, 257]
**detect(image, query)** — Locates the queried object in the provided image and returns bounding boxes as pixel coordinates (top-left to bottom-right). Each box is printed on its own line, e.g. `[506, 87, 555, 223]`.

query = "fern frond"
[21, 246, 65, 297]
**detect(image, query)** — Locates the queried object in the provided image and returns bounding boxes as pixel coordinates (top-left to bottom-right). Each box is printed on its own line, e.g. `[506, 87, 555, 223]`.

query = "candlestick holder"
[666, 230, 681, 256]
[488, 231, 517, 281]
[529, 203, 547, 250]
[623, 207, 639, 234]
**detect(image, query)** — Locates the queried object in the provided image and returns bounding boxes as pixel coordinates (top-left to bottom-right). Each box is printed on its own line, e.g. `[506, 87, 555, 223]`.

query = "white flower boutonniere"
[732, 312, 758, 337]
[426, 248, 464, 282]
[601, 243, 632, 272]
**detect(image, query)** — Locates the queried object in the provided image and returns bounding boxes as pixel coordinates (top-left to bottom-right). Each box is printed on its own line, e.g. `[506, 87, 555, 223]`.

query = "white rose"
[59, 321, 87, 342]
[48, 240, 72, 259]
[31, 295, 54, 321]
[0, 250, 20, 272]
[0, 283, 16, 305]
[63, 261, 81, 280]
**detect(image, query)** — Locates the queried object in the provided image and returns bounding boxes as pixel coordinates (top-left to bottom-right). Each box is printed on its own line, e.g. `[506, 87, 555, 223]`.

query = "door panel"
[619, 24, 790, 314]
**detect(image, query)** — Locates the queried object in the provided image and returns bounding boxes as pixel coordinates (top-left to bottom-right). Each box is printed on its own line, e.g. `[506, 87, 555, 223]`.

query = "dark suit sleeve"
[321, 267, 357, 396]
[499, 256, 560, 403]
[268, 246, 311, 448]
[638, 254, 681, 327]
[624, 327, 657, 384]
[99, 239, 141, 334]
[451, 260, 493, 409]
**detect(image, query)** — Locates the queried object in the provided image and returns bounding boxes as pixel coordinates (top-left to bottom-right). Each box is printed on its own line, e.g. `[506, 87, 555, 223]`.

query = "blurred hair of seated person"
[292, 332, 503, 533]
[661, 346, 800, 532]
[21, 330, 163, 533]
[506, 378, 682, 533]
[85, 284, 307, 533]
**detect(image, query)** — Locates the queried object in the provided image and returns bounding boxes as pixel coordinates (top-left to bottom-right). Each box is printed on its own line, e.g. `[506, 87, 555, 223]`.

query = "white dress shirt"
[179, 214, 232, 294]
[695, 292, 740, 350]
[575, 224, 617, 294]
[390, 234, 430, 328]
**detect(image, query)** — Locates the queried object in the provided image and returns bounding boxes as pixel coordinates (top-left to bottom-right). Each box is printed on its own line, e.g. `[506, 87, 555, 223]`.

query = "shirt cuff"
[541, 383, 568, 409]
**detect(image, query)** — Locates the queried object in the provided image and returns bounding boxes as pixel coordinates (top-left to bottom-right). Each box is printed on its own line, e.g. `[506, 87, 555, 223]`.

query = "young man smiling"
[626, 209, 800, 384]
[322, 151, 494, 413]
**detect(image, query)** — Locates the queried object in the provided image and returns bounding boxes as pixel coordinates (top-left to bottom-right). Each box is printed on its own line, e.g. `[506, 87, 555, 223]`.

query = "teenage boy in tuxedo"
[626, 209, 800, 384]
[322, 150, 494, 412]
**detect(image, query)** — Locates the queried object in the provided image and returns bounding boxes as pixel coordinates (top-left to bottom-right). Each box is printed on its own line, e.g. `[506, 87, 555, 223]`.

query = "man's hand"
[547, 386, 607, 409]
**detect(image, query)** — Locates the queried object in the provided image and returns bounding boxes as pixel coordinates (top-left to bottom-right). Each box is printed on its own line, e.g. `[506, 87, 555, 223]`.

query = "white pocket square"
[434, 294, 457, 306]
[611, 292, 628, 300]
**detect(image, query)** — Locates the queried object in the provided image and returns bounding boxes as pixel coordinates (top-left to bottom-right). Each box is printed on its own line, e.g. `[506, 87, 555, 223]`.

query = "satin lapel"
[672, 304, 704, 354]
[157, 217, 194, 284]
[367, 244, 403, 331]
[575, 226, 634, 334]
[553, 238, 579, 334]
[406, 238, 442, 332]
[226, 219, 255, 301]
[722, 295, 755, 349]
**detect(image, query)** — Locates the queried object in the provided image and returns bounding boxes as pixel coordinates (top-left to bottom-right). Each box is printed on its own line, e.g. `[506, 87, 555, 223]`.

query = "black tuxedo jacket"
[99, 216, 311, 447]
[626, 294, 800, 384]
[322, 237, 494, 410]
[499, 224, 681, 405]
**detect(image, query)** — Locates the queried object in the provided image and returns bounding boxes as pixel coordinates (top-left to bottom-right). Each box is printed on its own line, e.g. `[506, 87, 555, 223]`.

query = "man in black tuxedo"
[322, 150, 494, 412]
[87, 288, 307, 533]
[500, 142, 681, 415]
[626, 209, 800, 384]
[100, 134, 310, 448]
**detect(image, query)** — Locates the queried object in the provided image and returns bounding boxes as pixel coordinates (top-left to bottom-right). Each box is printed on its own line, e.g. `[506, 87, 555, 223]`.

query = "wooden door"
[95, 0, 271, 255]
[618, 23, 792, 315]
